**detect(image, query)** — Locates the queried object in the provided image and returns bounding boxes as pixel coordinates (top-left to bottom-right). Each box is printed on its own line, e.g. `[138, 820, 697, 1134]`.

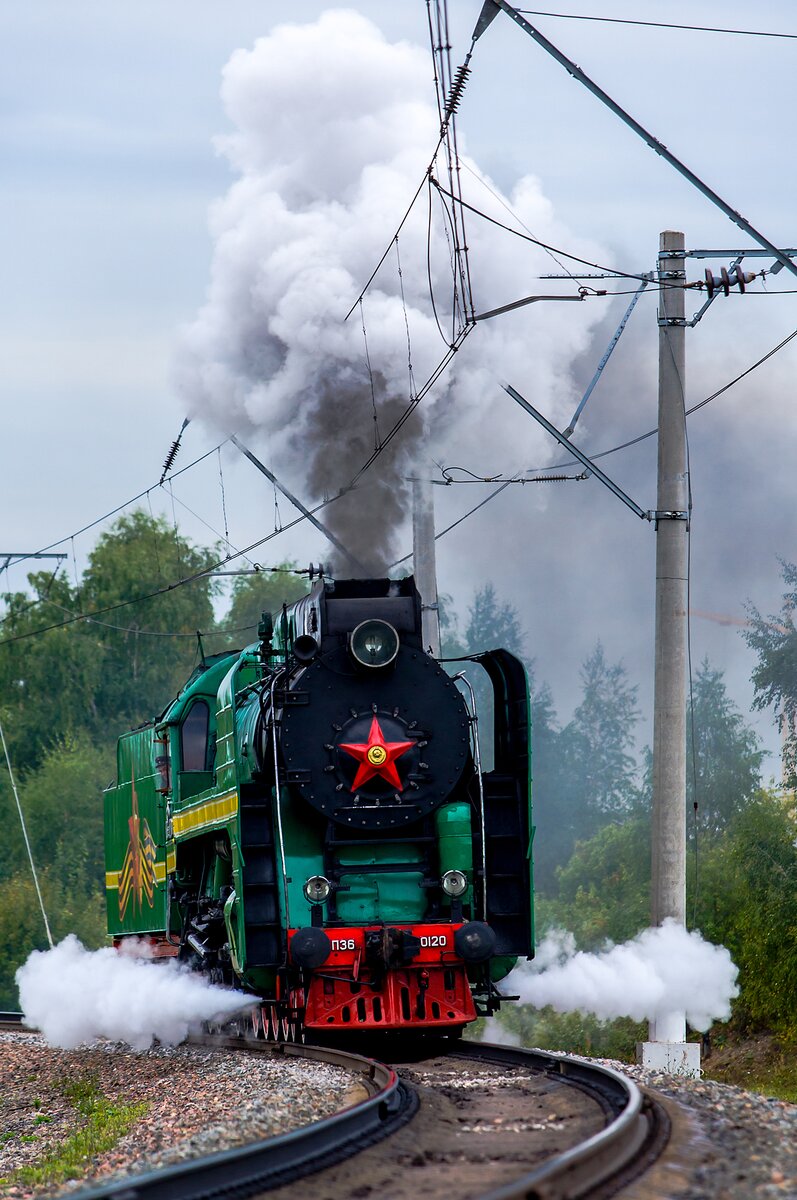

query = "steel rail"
[1, 1014, 666, 1198]
[75, 1037, 415, 1200]
[0, 1021, 416, 1200]
[454, 1041, 666, 1200]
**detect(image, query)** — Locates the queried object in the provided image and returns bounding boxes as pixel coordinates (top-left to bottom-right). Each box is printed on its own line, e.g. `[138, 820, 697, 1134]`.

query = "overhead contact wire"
[10, 441, 228, 570]
[391, 325, 797, 563]
[0, 716, 54, 948]
[516, 10, 797, 40]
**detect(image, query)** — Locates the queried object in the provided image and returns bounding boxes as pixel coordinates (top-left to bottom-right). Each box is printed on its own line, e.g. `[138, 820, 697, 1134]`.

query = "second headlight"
[441, 869, 468, 897]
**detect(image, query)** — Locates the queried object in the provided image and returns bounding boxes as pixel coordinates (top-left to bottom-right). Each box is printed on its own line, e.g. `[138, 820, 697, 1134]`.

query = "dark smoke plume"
[174, 10, 608, 570]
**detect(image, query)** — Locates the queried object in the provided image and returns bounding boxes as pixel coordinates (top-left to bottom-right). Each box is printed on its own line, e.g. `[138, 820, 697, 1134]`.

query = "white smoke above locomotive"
[174, 9, 608, 572]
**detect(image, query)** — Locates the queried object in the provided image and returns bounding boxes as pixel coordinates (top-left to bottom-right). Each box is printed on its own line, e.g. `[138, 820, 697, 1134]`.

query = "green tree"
[527, 682, 566, 895]
[19, 735, 114, 891]
[223, 563, 309, 646]
[0, 513, 230, 1006]
[438, 593, 466, 660]
[534, 644, 640, 893]
[637, 660, 765, 846]
[80, 511, 219, 732]
[0, 735, 114, 1005]
[0, 572, 104, 772]
[464, 583, 524, 656]
[0, 511, 220, 766]
[745, 560, 797, 785]
[567, 642, 640, 823]
[460, 584, 527, 769]
[546, 815, 650, 947]
[0, 869, 105, 1009]
[687, 660, 764, 844]
[0, 767, 22, 883]
[696, 792, 797, 1038]
[492, 794, 797, 1054]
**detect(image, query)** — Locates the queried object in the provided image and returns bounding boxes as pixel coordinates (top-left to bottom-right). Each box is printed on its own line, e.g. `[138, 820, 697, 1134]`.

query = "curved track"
[448, 1041, 668, 1199]
[1, 1015, 668, 1198]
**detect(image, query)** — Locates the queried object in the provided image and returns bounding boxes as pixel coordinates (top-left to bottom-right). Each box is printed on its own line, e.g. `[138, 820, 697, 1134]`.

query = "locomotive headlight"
[350, 619, 399, 669]
[303, 875, 332, 904]
[441, 869, 468, 898]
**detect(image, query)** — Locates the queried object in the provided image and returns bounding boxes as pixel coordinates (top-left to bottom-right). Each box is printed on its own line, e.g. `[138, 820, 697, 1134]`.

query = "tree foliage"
[456, 584, 528, 773]
[0, 573, 105, 773]
[567, 642, 640, 822]
[0, 869, 105, 1009]
[464, 583, 525, 657]
[745, 559, 797, 786]
[687, 659, 764, 844]
[80, 511, 218, 732]
[224, 563, 309, 644]
[497, 790, 797, 1053]
[548, 815, 651, 947]
[0, 511, 219, 771]
[533, 643, 640, 894]
[0, 512, 222, 1005]
[709, 793, 797, 1036]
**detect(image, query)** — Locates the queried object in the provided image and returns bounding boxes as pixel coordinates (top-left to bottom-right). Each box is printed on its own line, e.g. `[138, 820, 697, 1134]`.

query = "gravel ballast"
[4, 1029, 797, 1199]
[0, 1031, 366, 1198]
[596, 1056, 797, 1198]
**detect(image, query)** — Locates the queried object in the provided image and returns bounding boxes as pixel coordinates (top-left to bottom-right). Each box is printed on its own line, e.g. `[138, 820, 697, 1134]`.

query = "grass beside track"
[702, 1033, 797, 1103]
[478, 1011, 797, 1104]
[0, 1072, 147, 1191]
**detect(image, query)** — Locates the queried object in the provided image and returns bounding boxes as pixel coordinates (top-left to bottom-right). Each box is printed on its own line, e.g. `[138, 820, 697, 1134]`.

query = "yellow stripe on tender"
[106, 857, 174, 890]
[106, 799, 236, 890]
[172, 791, 238, 837]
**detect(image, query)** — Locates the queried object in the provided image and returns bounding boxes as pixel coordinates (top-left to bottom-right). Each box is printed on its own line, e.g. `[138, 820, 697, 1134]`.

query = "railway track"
[264, 1039, 668, 1200]
[1, 1015, 668, 1199]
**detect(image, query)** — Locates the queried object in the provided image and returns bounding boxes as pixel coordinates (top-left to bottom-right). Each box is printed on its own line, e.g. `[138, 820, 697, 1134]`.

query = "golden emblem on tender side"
[118, 777, 157, 921]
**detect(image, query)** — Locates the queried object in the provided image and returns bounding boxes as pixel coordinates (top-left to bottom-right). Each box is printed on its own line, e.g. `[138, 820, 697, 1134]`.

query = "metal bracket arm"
[503, 382, 651, 521]
[475, 0, 797, 281]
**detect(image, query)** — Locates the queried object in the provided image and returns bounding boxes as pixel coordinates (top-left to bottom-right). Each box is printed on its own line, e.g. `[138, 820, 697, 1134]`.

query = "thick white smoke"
[174, 10, 608, 571]
[16, 935, 253, 1050]
[505, 920, 738, 1032]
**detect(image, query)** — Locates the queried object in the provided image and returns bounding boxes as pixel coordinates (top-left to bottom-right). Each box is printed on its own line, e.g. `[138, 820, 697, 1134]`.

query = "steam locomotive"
[104, 575, 534, 1038]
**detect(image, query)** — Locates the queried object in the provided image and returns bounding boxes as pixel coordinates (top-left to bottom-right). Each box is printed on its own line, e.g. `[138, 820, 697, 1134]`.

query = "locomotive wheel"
[251, 1007, 266, 1040]
[266, 1006, 279, 1041]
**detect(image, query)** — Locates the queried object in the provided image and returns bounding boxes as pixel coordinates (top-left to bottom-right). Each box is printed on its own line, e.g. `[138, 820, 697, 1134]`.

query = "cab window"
[181, 700, 210, 772]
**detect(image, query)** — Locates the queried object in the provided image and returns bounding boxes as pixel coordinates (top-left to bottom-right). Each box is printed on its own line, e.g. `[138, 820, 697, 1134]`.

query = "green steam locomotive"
[104, 575, 534, 1038]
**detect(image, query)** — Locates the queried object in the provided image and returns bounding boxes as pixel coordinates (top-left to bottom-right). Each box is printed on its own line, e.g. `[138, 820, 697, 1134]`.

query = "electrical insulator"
[733, 266, 756, 292]
[704, 266, 757, 298]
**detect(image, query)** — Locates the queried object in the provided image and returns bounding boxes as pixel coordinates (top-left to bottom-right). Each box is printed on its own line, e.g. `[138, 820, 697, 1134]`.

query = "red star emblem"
[339, 716, 414, 792]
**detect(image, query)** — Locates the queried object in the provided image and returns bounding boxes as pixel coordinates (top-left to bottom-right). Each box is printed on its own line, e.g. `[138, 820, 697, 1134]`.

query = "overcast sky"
[2, 1, 797, 765]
